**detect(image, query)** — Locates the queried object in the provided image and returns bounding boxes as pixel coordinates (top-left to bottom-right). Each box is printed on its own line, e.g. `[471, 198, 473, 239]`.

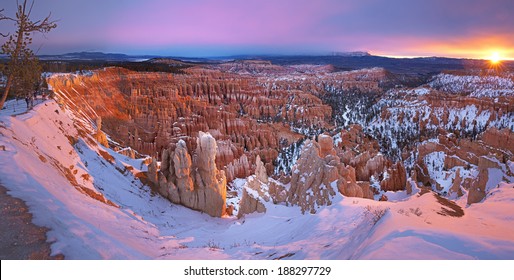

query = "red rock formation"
[238, 187, 266, 218]
[48, 67, 328, 183]
[238, 156, 269, 218]
[93, 117, 109, 147]
[357, 181, 374, 199]
[337, 125, 407, 192]
[287, 139, 338, 213]
[450, 168, 464, 197]
[414, 126, 512, 203]
[481, 128, 514, 155]
[318, 134, 336, 157]
[337, 179, 363, 198]
[380, 162, 407, 192]
[269, 180, 288, 204]
[467, 168, 488, 204]
[153, 132, 227, 217]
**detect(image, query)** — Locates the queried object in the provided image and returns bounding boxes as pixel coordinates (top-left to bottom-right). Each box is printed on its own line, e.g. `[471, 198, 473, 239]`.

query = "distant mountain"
[28, 51, 514, 75]
[37, 52, 157, 62]
[205, 54, 513, 74]
[246, 55, 489, 74]
[329, 51, 371, 57]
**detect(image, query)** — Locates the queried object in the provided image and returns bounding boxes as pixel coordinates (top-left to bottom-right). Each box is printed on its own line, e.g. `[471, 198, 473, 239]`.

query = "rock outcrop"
[238, 187, 267, 218]
[467, 155, 502, 205]
[153, 132, 227, 217]
[193, 132, 227, 216]
[268, 180, 288, 204]
[272, 130, 403, 213]
[481, 128, 514, 154]
[357, 181, 374, 199]
[238, 156, 269, 218]
[94, 117, 109, 147]
[286, 139, 338, 213]
[414, 127, 512, 202]
[450, 168, 464, 197]
[406, 170, 418, 195]
[380, 162, 407, 192]
[467, 168, 488, 204]
[338, 178, 363, 198]
[337, 125, 407, 193]
[147, 157, 159, 185]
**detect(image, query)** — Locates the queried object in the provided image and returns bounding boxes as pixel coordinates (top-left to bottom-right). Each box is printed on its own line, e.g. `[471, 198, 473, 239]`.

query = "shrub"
[364, 205, 388, 225]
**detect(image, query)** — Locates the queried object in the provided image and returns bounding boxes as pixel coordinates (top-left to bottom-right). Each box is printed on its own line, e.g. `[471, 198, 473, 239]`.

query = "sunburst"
[489, 52, 502, 65]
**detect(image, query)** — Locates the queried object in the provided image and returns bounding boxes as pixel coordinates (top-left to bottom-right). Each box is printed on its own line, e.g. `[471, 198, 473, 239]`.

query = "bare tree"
[0, 0, 57, 110]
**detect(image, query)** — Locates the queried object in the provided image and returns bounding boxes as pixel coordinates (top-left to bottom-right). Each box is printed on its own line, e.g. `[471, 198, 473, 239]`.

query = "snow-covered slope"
[357, 185, 514, 259]
[429, 73, 514, 98]
[1, 99, 514, 259]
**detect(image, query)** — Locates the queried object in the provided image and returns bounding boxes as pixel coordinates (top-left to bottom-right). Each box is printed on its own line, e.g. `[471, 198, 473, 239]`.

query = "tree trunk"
[0, 75, 13, 110]
[0, 2, 26, 110]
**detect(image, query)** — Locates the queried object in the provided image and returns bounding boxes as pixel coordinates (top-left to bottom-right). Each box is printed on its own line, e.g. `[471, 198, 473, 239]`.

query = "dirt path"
[0, 184, 64, 259]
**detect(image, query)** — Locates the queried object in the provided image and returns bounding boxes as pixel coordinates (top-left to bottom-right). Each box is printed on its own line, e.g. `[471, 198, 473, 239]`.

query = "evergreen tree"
[0, 0, 57, 109]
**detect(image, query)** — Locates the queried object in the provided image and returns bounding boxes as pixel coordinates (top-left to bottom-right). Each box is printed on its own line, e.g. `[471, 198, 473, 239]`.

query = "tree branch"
[0, 9, 12, 37]
[25, 13, 58, 33]
[0, 11, 16, 22]
[27, 0, 35, 18]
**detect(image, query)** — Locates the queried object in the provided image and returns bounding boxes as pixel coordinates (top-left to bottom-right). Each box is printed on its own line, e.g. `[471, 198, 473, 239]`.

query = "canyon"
[47, 61, 513, 218]
[1, 58, 513, 259]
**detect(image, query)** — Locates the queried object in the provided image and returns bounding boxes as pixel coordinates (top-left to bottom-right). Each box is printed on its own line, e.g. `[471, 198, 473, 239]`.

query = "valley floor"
[1, 99, 514, 259]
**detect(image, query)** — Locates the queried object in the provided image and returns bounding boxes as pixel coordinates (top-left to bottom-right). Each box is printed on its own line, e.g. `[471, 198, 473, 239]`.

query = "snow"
[0, 97, 46, 115]
[424, 151, 453, 192]
[381, 189, 415, 202]
[1, 99, 514, 259]
[487, 168, 505, 192]
[338, 77, 514, 162]
[413, 87, 430, 95]
[400, 87, 431, 96]
[356, 186, 514, 259]
[226, 178, 246, 215]
[429, 73, 514, 98]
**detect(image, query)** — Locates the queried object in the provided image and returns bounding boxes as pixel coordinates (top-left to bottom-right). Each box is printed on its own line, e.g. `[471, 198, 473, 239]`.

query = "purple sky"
[1, 0, 513, 59]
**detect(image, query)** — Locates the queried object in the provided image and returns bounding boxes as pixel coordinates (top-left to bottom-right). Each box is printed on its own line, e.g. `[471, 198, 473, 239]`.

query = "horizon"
[1, 0, 514, 61]
[28, 50, 514, 62]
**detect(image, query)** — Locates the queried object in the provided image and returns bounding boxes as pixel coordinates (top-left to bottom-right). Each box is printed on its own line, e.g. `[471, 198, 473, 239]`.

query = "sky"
[1, 0, 513, 59]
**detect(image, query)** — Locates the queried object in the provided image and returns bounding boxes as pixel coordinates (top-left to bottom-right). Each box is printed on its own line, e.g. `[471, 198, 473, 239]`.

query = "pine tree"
[0, 0, 57, 110]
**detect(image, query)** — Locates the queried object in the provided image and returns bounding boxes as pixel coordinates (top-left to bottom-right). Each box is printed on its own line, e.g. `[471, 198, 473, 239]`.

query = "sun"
[490, 52, 502, 64]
